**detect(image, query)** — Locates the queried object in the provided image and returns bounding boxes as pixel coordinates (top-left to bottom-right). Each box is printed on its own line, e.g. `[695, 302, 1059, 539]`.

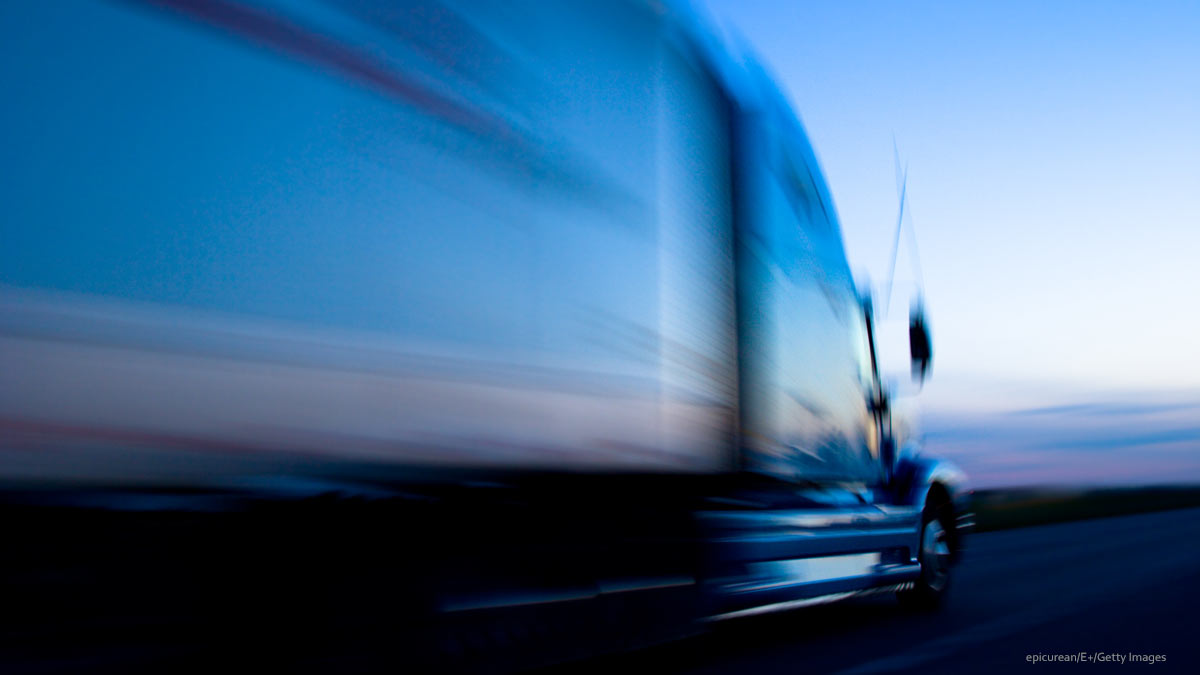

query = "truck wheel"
[898, 501, 952, 611]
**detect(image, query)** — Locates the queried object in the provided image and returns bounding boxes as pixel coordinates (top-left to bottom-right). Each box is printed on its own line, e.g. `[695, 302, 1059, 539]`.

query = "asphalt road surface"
[560, 507, 1200, 674]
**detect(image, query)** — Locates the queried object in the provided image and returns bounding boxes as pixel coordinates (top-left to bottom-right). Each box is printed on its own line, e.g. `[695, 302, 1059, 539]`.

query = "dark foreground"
[3, 504, 1199, 673]
[561, 506, 1200, 674]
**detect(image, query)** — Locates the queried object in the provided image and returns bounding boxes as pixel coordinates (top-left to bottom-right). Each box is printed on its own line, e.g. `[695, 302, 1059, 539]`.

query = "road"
[5, 504, 1199, 672]
[561, 507, 1200, 673]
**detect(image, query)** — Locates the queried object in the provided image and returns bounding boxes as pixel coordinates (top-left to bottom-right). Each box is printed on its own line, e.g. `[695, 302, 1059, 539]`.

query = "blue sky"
[700, 0, 1200, 486]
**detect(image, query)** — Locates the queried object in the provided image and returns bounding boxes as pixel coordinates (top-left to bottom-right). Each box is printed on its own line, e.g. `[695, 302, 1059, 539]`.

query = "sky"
[700, 0, 1200, 486]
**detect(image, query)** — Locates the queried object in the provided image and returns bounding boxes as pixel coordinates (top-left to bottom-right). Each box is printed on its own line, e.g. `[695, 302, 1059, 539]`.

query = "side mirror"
[909, 308, 932, 383]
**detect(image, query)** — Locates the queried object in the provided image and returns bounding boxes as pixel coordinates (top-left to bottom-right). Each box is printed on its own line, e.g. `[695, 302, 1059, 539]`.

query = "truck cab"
[699, 74, 970, 616]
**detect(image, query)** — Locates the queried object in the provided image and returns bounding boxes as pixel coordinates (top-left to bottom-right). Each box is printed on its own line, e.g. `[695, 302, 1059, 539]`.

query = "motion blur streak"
[1, 1, 973, 672]
[132, 0, 508, 136]
[1, 0, 740, 486]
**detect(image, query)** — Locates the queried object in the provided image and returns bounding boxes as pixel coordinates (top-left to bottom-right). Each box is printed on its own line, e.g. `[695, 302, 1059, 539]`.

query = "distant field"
[971, 484, 1200, 532]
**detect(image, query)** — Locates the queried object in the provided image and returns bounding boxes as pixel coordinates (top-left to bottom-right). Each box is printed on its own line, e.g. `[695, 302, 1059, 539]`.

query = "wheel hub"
[921, 519, 952, 591]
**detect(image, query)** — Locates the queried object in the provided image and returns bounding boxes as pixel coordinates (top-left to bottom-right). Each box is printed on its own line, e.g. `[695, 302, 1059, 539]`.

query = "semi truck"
[0, 0, 971, 668]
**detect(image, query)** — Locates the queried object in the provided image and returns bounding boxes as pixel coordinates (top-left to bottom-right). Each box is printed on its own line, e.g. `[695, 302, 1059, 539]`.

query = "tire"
[898, 499, 953, 611]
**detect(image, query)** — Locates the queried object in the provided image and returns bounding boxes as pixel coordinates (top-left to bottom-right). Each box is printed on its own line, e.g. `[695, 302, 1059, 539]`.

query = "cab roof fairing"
[660, 0, 847, 248]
